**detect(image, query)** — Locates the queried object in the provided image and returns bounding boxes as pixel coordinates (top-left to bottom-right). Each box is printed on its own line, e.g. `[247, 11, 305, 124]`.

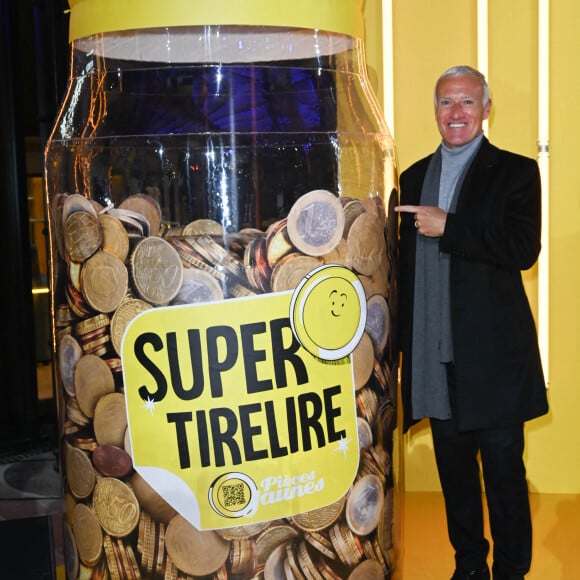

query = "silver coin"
[58, 334, 83, 397]
[345, 474, 384, 536]
[287, 189, 345, 256]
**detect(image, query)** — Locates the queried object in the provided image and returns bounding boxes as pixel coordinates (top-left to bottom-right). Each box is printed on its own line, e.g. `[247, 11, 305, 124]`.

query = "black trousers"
[430, 397, 532, 578]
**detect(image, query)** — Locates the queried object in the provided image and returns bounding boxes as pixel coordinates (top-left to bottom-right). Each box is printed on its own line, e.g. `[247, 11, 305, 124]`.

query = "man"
[395, 65, 549, 580]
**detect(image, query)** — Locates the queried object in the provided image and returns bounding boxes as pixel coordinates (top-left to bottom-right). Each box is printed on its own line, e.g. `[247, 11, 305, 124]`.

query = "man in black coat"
[395, 65, 549, 580]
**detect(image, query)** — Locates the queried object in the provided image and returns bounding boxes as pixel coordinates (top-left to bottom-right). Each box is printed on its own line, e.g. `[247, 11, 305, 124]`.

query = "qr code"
[222, 482, 247, 508]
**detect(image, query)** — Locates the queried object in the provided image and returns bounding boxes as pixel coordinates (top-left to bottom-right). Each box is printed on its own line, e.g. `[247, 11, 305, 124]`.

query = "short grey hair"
[434, 65, 490, 107]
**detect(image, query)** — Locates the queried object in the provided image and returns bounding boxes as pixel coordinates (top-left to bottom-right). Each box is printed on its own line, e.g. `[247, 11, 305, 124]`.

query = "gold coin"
[372, 359, 388, 392]
[103, 534, 122, 580]
[182, 234, 215, 265]
[155, 519, 166, 576]
[265, 219, 293, 266]
[360, 536, 376, 561]
[193, 234, 249, 286]
[270, 253, 323, 293]
[171, 237, 224, 279]
[369, 444, 390, 475]
[244, 235, 271, 293]
[377, 486, 394, 553]
[51, 194, 67, 260]
[357, 275, 377, 300]
[229, 538, 258, 576]
[74, 354, 116, 418]
[356, 386, 379, 425]
[65, 397, 91, 426]
[81, 250, 129, 313]
[263, 542, 288, 580]
[328, 523, 352, 566]
[63, 210, 103, 263]
[62, 192, 98, 222]
[142, 512, 156, 574]
[358, 449, 384, 486]
[129, 471, 178, 524]
[341, 198, 367, 238]
[93, 392, 127, 447]
[256, 524, 299, 566]
[297, 539, 325, 580]
[75, 312, 110, 336]
[118, 193, 162, 236]
[93, 477, 140, 537]
[125, 542, 141, 579]
[130, 236, 184, 305]
[304, 531, 336, 561]
[114, 537, 133, 580]
[352, 332, 374, 391]
[59, 334, 83, 397]
[68, 259, 82, 292]
[285, 541, 307, 578]
[137, 511, 147, 556]
[65, 444, 96, 499]
[321, 238, 350, 268]
[229, 283, 257, 298]
[318, 559, 343, 580]
[287, 189, 345, 257]
[165, 514, 230, 576]
[99, 213, 130, 262]
[345, 474, 384, 536]
[284, 556, 297, 580]
[239, 227, 265, 242]
[164, 556, 178, 580]
[110, 297, 152, 356]
[216, 520, 270, 540]
[346, 211, 387, 276]
[339, 524, 364, 566]
[72, 502, 103, 567]
[80, 333, 111, 356]
[182, 218, 224, 236]
[347, 558, 384, 579]
[75, 436, 98, 452]
[289, 495, 346, 533]
[172, 267, 224, 305]
[369, 259, 389, 299]
[77, 325, 108, 346]
[64, 492, 77, 527]
[361, 194, 387, 226]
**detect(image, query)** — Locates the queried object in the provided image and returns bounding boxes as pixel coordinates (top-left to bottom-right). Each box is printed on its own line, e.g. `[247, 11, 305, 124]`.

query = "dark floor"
[0, 444, 63, 578]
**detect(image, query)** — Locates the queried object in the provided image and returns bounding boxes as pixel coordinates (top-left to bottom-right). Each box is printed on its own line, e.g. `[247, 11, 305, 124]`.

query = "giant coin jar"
[45, 1, 399, 578]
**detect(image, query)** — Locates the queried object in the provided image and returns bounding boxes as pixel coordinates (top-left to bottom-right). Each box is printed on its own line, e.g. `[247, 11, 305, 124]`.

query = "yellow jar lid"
[68, 0, 364, 42]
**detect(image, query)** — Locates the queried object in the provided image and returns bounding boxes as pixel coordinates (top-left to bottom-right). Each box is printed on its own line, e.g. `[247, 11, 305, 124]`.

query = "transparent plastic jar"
[45, 1, 399, 578]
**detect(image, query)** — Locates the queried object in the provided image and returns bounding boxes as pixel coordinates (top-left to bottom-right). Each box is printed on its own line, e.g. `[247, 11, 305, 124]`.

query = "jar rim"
[72, 25, 359, 63]
[67, 0, 365, 43]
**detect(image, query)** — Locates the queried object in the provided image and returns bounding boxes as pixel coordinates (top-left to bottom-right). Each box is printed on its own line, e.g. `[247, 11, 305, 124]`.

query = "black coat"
[398, 137, 549, 432]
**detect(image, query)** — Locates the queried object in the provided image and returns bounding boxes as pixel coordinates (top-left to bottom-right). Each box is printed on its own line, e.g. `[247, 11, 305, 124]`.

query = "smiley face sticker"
[290, 264, 367, 360]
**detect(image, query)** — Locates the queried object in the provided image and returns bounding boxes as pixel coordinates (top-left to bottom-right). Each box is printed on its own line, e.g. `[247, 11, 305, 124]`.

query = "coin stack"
[51, 187, 398, 579]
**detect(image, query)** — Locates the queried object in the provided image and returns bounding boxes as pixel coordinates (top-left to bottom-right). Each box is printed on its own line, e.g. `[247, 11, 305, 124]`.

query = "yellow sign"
[122, 265, 364, 530]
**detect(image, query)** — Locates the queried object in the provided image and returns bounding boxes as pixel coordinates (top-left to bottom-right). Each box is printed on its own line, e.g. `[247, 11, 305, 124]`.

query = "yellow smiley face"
[290, 265, 366, 360]
[329, 288, 348, 318]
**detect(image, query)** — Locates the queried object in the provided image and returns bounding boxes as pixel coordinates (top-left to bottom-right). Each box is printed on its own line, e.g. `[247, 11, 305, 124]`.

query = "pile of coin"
[50, 187, 398, 579]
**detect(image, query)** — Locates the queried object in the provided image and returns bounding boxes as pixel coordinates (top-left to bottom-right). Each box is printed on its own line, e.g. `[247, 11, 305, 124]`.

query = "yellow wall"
[363, 0, 580, 494]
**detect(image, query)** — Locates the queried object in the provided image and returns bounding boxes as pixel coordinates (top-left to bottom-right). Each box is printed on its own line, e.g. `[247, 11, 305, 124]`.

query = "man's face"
[435, 75, 491, 148]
